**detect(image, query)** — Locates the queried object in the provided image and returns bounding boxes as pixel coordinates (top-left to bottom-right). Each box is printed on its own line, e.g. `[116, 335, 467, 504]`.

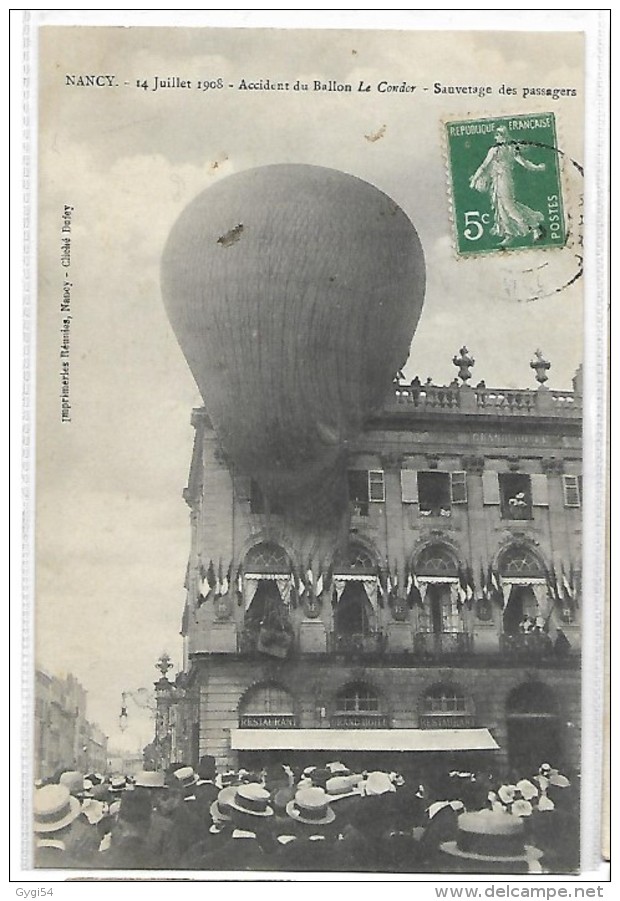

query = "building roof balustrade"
[387, 383, 581, 419]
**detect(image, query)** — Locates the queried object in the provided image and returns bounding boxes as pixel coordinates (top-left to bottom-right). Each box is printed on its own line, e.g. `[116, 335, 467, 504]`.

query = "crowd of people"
[33, 757, 579, 874]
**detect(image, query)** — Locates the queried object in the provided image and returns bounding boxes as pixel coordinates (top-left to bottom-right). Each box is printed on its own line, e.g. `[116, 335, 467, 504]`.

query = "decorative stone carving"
[541, 456, 565, 475]
[213, 593, 232, 622]
[506, 456, 521, 472]
[462, 455, 485, 473]
[425, 454, 439, 470]
[452, 346, 475, 382]
[530, 349, 551, 384]
[379, 451, 404, 470]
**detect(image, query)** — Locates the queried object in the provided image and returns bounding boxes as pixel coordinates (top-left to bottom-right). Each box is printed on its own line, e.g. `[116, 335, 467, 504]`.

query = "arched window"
[420, 683, 474, 729]
[498, 545, 545, 578]
[334, 541, 376, 573]
[332, 682, 389, 729]
[239, 682, 296, 728]
[414, 545, 465, 643]
[415, 544, 459, 577]
[244, 542, 290, 573]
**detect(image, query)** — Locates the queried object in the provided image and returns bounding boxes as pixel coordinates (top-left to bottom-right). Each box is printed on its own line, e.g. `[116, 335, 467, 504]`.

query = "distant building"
[34, 669, 109, 779]
[169, 353, 582, 781]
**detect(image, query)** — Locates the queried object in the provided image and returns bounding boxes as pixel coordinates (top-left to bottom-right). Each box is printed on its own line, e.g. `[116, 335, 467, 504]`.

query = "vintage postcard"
[20, 12, 609, 885]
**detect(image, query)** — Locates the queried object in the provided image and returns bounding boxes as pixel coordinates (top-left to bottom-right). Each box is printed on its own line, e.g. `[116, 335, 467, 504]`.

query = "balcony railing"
[239, 714, 297, 729]
[500, 632, 555, 661]
[330, 713, 390, 729]
[388, 384, 581, 418]
[413, 631, 473, 657]
[329, 632, 386, 656]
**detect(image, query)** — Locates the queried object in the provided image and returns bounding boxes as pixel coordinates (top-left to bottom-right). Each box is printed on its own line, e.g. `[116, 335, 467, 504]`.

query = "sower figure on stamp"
[470, 126, 546, 246]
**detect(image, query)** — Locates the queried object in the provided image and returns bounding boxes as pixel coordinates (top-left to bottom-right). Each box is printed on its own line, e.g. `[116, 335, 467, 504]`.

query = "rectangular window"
[563, 474, 581, 507]
[418, 471, 452, 517]
[348, 469, 385, 513]
[499, 473, 533, 520]
[450, 471, 468, 504]
[368, 470, 385, 503]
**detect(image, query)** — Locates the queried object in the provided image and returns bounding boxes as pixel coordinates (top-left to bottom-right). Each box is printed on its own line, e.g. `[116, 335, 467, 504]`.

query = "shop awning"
[230, 728, 499, 752]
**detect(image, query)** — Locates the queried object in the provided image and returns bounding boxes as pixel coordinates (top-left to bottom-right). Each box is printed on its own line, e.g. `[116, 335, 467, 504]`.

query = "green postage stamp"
[446, 113, 566, 256]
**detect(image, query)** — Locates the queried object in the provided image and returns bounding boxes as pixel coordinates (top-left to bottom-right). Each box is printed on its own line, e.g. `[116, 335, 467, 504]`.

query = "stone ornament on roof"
[452, 346, 475, 382]
[530, 349, 551, 384]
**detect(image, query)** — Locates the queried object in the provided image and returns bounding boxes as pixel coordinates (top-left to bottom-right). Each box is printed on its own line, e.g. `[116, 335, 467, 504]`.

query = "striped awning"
[230, 728, 499, 752]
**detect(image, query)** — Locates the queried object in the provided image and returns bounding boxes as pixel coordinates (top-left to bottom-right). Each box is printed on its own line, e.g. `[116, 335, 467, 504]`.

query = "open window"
[499, 473, 533, 520]
[347, 469, 385, 516]
[417, 471, 467, 516]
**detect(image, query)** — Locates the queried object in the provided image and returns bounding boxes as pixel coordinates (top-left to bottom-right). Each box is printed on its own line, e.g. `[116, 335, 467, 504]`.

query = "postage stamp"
[446, 113, 566, 255]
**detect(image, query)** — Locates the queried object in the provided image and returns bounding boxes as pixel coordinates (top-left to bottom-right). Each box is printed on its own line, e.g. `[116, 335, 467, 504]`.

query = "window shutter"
[562, 474, 581, 507]
[400, 469, 418, 503]
[531, 473, 549, 506]
[482, 471, 500, 505]
[368, 470, 385, 503]
[450, 471, 467, 504]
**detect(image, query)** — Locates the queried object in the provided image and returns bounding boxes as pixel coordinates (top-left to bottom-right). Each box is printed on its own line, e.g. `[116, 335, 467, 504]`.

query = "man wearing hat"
[100, 788, 154, 869]
[179, 785, 236, 868]
[275, 786, 339, 871]
[158, 766, 204, 859]
[34, 784, 82, 867]
[198, 783, 278, 870]
[56, 772, 101, 865]
[194, 755, 219, 823]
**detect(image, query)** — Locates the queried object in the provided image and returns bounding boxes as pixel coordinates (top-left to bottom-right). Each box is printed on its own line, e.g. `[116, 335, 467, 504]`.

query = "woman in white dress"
[470, 126, 546, 245]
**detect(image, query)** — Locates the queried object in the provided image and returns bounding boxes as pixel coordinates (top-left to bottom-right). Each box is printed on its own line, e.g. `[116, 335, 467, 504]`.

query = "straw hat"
[34, 784, 81, 834]
[227, 783, 274, 817]
[173, 766, 199, 789]
[209, 785, 237, 824]
[134, 770, 167, 789]
[325, 775, 363, 802]
[361, 771, 396, 797]
[286, 787, 336, 826]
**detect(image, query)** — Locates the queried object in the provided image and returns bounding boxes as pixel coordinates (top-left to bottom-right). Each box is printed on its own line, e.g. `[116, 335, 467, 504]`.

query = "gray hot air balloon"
[161, 164, 425, 518]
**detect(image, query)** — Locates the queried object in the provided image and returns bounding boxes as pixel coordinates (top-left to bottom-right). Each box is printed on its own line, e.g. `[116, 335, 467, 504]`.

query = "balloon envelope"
[161, 164, 425, 513]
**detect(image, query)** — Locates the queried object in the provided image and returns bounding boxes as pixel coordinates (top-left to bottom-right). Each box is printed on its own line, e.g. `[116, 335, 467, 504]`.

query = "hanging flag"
[488, 564, 503, 607]
[220, 561, 231, 597]
[214, 559, 223, 598]
[297, 568, 306, 598]
[289, 570, 298, 610]
[561, 563, 572, 601]
[206, 560, 216, 592]
[407, 568, 423, 608]
[323, 563, 333, 594]
[305, 561, 314, 590]
[569, 562, 580, 609]
[466, 564, 475, 605]
[198, 563, 209, 599]
[405, 566, 413, 599]
[315, 571, 324, 598]
[236, 565, 244, 606]
[480, 562, 488, 599]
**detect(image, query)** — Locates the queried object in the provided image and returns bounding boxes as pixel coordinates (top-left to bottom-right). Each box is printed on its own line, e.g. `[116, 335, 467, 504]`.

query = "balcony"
[329, 632, 386, 656]
[500, 632, 555, 662]
[239, 714, 297, 729]
[330, 713, 390, 729]
[413, 631, 473, 658]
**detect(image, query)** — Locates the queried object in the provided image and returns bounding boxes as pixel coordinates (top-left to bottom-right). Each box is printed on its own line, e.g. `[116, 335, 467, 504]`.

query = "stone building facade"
[34, 670, 109, 779]
[172, 356, 582, 781]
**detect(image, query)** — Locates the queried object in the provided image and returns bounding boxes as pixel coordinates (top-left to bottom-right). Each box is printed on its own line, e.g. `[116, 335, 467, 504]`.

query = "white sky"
[33, 24, 586, 752]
